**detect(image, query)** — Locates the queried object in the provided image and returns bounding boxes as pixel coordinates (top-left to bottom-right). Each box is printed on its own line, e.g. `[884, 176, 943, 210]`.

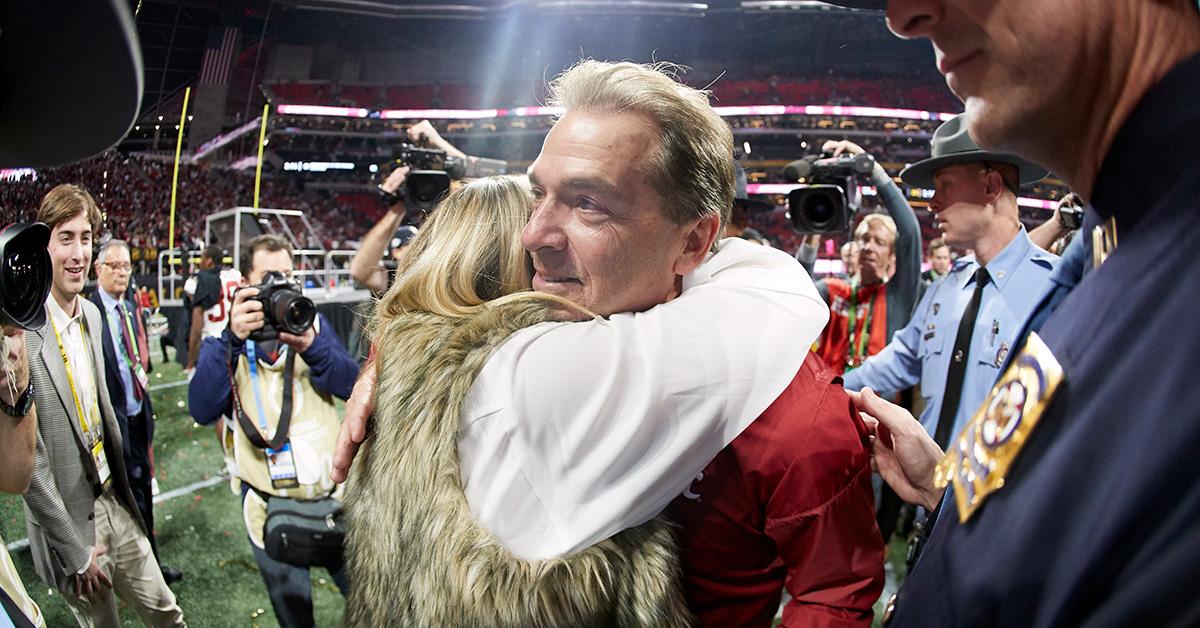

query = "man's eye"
[578, 197, 600, 210]
[532, 188, 546, 200]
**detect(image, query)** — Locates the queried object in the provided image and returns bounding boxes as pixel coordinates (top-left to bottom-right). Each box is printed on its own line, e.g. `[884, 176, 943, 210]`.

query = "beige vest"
[224, 328, 343, 543]
[343, 300, 693, 628]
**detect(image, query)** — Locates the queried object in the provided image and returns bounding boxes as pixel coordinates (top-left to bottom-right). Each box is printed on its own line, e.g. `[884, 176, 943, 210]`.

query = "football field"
[1, 347, 905, 627]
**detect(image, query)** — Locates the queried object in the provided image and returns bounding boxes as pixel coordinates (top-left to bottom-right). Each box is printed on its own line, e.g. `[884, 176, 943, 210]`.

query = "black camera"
[782, 152, 876, 234]
[1057, 193, 1085, 231]
[246, 271, 316, 342]
[380, 141, 508, 213]
[0, 223, 53, 330]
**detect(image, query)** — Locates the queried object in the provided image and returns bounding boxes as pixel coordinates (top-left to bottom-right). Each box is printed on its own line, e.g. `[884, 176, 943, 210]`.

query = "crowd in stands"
[0, 154, 386, 265]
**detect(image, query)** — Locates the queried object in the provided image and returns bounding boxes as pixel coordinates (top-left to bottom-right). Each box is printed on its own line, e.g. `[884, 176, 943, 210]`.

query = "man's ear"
[983, 169, 1007, 203]
[673, 214, 722, 276]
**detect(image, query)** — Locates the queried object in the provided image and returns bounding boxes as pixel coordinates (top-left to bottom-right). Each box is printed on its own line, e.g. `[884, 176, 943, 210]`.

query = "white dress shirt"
[459, 238, 829, 560]
[47, 295, 101, 442]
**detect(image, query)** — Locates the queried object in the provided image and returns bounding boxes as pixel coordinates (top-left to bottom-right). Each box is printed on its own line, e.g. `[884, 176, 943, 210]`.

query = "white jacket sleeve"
[459, 238, 829, 559]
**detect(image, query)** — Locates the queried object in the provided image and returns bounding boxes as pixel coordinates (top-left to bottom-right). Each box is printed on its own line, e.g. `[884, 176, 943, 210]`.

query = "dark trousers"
[249, 539, 349, 628]
[239, 488, 349, 628]
[122, 405, 159, 558]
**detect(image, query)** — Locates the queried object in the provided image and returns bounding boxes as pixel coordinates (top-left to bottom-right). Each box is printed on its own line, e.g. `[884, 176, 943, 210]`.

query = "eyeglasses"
[101, 262, 132, 272]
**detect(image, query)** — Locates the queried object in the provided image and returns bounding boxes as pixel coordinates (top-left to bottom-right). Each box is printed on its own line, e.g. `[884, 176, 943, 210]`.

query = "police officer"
[843, 113, 1056, 455]
[826, 0, 1200, 625]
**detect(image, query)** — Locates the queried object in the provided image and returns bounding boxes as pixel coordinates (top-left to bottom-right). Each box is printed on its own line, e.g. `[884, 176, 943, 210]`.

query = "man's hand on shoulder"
[849, 388, 945, 511]
[332, 359, 376, 483]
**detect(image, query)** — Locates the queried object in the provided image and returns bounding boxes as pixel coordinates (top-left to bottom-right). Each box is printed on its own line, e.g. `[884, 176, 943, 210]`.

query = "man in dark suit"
[90, 239, 182, 584]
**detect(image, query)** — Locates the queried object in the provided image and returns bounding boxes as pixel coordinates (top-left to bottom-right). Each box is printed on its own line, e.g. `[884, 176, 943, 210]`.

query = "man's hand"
[331, 362, 377, 483]
[849, 388, 946, 511]
[379, 165, 411, 208]
[74, 545, 112, 600]
[0, 326, 30, 407]
[822, 139, 867, 157]
[407, 120, 441, 145]
[229, 287, 263, 342]
[278, 327, 316, 354]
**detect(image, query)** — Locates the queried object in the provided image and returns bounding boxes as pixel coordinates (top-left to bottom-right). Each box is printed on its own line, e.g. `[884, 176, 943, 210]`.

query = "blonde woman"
[342, 175, 692, 627]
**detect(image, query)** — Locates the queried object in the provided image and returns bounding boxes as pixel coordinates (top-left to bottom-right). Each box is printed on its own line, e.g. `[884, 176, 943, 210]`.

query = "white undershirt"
[47, 295, 100, 438]
[458, 238, 829, 560]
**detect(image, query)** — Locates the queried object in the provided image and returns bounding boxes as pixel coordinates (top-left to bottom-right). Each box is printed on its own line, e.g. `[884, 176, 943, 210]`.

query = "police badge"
[933, 332, 1064, 522]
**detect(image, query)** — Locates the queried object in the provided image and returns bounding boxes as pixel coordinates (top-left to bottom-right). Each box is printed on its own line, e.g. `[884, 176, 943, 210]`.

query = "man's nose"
[886, 0, 942, 40]
[521, 199, 568, 253]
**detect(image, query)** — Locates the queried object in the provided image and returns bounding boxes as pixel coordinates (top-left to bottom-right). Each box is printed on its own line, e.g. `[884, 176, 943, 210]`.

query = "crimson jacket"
[669, 353, 885, 627]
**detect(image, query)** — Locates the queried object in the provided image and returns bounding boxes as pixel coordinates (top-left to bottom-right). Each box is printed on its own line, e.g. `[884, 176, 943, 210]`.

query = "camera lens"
[803, 193, 837, 227]
[269, 290, 316, 336]
[1, 236, 51, 327]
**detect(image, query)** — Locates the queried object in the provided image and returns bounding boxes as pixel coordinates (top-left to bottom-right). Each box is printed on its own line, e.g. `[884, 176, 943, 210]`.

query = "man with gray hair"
[335, 60, 883, 625]
[89, 239, 180, 584]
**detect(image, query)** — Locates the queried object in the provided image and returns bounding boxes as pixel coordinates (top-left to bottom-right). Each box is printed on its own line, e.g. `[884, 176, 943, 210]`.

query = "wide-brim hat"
[0, 0, 144, 168]
[734, 165, 774, 212]
[900, 114, 1050, 189]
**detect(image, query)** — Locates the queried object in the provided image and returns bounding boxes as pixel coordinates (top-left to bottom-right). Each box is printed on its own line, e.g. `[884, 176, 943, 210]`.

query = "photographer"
[187, 235, 358, 628]
[796, 139, 921, 375]
[349, 120, 463, 293]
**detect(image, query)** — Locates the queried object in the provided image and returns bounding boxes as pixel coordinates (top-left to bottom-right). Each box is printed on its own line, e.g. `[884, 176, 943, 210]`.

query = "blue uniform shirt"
[98, 288, 142, 417]
[844, 227, 1056, 440]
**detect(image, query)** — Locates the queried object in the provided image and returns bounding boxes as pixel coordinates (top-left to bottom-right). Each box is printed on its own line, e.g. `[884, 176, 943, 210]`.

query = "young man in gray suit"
[22, 184, 185, 627]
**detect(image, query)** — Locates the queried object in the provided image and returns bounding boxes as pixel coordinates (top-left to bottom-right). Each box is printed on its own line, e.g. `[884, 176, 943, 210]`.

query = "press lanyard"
[245, 340, 272, 433]
[50, 315, 100, 440]
[845, 282, 876, 368]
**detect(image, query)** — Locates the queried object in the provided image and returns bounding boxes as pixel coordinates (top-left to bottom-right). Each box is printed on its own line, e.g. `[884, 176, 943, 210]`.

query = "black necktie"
[933, 266, 990, 448]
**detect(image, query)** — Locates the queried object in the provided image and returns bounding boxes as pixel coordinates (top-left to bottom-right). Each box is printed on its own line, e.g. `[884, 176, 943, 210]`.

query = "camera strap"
[228, 339, 295, 451]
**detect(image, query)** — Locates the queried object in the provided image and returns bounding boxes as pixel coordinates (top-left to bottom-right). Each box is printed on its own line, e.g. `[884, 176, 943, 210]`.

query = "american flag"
[199, 27, 240, 85]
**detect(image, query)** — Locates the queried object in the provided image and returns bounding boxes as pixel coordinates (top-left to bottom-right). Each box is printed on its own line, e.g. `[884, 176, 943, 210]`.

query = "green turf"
[0, 348, 346, 627]
[4, 347, 910, 627]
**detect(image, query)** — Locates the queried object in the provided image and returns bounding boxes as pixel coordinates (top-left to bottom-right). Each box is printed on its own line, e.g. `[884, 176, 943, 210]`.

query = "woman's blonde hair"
[370, 175, 587, 341]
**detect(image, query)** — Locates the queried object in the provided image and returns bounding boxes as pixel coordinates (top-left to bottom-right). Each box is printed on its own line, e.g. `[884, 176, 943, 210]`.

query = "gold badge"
[934, 331, 1064, 522]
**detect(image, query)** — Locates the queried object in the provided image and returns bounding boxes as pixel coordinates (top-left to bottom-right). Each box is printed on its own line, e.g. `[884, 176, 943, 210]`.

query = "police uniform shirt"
[888, 53, 1200, 627]
[844, 226, 1056, 441]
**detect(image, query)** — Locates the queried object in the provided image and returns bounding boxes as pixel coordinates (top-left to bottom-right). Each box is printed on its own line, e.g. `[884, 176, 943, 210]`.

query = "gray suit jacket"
[21, 297, 144, 591]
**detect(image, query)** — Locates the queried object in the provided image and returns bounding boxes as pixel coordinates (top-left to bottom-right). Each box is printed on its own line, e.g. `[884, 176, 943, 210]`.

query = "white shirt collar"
[47, 293, 83, 330]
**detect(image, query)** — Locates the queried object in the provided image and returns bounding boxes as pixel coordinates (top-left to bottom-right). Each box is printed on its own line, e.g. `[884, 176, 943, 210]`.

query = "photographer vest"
[224, 325, 341, 503]
[343, 300, 692, 628]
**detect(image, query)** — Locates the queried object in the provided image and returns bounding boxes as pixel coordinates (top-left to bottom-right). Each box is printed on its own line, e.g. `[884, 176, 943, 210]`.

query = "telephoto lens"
[0, 223, 53, 330]
[270, 289, 317, 336]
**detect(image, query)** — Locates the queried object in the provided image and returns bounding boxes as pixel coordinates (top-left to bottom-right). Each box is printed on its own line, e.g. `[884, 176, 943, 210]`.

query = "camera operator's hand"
[822, 139, 867, 157]
[407, 120, 442, 145]
[406, 119, 466, 159]
[229, 287, 264, 342]
[0, 326, 30, 408]
[379, 166, 410, 211]
[278, 328, 316, 354]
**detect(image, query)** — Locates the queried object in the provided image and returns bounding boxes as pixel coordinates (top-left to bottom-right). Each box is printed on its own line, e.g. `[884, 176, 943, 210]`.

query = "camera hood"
[0, 222, 52, 330]
[0, 0, 144, 167]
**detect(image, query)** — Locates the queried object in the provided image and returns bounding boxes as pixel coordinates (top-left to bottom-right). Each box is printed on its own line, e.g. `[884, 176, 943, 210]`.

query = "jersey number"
[206, 281, 241, 323]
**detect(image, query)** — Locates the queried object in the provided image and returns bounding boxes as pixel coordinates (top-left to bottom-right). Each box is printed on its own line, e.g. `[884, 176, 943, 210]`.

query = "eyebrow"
[529, 170, 628, 203]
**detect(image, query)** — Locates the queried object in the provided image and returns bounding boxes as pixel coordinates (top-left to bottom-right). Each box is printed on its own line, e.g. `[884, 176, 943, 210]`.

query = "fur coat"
[343, 299, 693, 627]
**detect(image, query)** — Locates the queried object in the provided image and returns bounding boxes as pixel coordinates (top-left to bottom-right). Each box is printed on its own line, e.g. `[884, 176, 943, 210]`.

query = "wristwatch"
[0, 381, 34, 417]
